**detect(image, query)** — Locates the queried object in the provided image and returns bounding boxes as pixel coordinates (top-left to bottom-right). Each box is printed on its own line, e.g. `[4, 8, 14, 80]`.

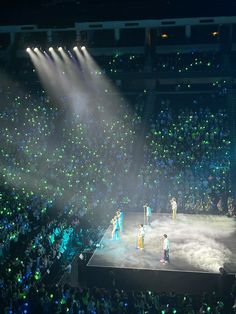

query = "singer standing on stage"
[170, 197, 177, 220]
[137, 224, 145, 250]
[144, 204, 152, 225]
[111, 215, 120, 240]
[160, 234, 170, 264]
[117, 209, 124, 233]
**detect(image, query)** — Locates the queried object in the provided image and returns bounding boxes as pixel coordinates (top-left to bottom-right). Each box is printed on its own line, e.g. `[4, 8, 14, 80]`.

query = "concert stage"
[86, 213, 236, 293]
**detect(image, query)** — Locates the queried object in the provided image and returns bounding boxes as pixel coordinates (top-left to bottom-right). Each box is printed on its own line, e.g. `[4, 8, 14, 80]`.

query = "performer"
[117, 209, 124, 233]
[111, 215, 120, 240]
[143, 204, 152, 225]
[160, 234, 170, 264]
[170, 197, 177, 220]
[137, 224, 145, 250]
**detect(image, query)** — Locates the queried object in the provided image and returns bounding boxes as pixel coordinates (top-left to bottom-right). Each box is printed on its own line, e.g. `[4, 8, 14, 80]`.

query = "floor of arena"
[87, 213, 236, 274]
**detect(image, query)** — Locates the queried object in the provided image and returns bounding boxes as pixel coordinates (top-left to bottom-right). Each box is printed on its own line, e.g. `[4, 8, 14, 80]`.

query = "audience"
[0, 49, 235, 313]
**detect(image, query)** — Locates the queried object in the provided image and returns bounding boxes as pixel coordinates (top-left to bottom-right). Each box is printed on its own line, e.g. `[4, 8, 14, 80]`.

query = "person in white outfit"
[160, 234, 170, 264]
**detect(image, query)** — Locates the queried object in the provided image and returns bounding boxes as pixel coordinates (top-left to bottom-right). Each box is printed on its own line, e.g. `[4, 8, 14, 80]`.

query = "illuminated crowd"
[2, 284, 236, 313]
[1, 85, 233, 214]
[94, 51, 223, 74]
[143, 102, 232, 214]
[152, 51, 222, 73]
[0, 49, 235, 313]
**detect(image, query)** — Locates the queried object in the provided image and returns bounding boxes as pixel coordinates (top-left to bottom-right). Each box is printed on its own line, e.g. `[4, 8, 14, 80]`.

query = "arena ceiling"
[0, 0, 235, 26]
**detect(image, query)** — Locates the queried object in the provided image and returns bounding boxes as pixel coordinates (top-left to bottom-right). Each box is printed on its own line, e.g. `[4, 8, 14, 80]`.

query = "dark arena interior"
[1, 0, 236, 313]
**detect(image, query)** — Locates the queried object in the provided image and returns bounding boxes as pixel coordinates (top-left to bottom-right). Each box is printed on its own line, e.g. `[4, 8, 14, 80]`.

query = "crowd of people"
[3, 87, 233, 214]
[96, 54, 146, 73]
[3, 51, 227, 81]
[143, 101, 232, 214]
[1, 282, 235, 313]
[0, 46, 235, 313]
[152, 51, 223, 73]
[0, 80, 235, 231]
[0, 187, 103, 313]
[93, 51, 225, 75]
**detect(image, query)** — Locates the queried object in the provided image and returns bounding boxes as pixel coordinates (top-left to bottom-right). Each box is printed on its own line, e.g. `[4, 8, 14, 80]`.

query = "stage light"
[58, 47, 63, 51]
[33, 47, 38, 52]
[81, 46, 85, 50]
[49, 47, 53, 52]
[161, 33, 168, 39]
[212, 31, 219, 37]
[26, 48, 31, 53]
[73, 46, 78, 51]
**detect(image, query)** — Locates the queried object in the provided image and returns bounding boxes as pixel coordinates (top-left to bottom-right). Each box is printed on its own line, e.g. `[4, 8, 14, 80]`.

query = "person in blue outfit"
[111, 215, 120, 240]
[144, 204, 152, 225]
[117, 209, 124, 233]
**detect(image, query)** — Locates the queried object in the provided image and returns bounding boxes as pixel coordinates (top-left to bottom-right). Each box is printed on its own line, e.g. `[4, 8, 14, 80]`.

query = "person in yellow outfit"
[170, 197, 177, 220]
[137, 224, 145, 250]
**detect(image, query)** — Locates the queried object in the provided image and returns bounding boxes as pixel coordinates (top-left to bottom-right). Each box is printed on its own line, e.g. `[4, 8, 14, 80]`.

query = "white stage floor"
[87, 213, 236, 274]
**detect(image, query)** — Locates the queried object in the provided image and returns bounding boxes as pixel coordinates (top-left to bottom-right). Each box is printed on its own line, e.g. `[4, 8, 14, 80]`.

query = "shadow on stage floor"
[85, 213, 236, 293]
